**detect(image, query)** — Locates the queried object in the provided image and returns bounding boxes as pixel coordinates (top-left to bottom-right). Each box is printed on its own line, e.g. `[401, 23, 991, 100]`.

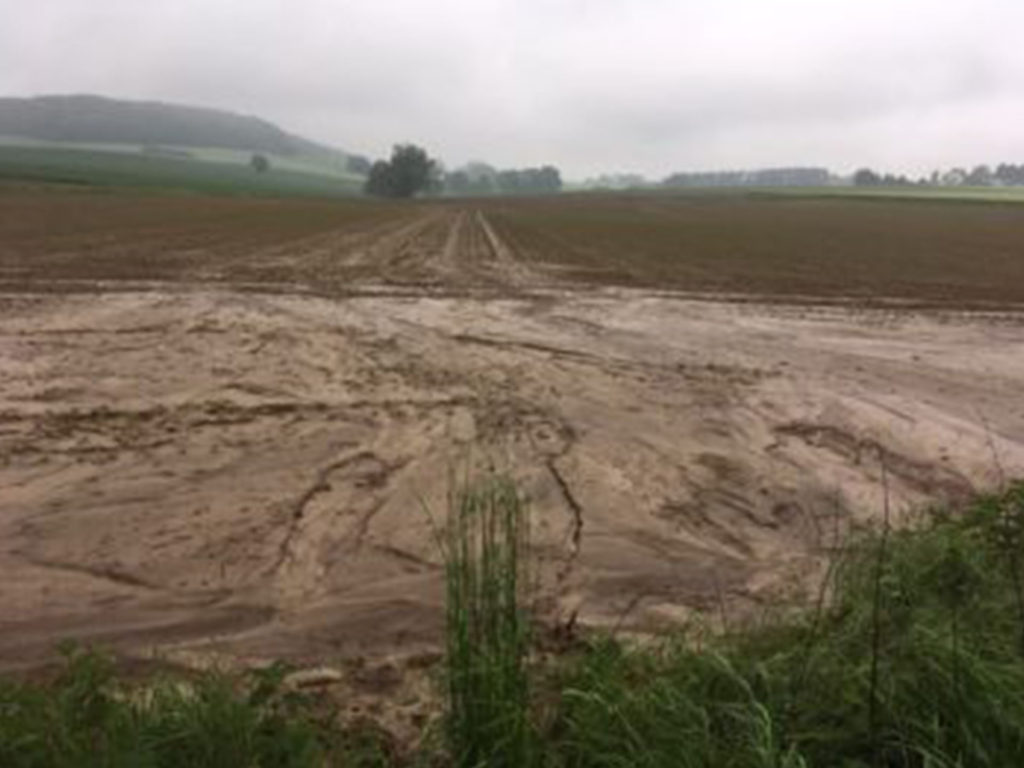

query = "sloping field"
[2, 190, 1024, 673]
[0, 146, 363, 198]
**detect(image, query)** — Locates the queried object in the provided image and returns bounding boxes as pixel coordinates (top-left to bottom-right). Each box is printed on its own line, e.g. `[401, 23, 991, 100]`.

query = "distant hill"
[0, 94, 368, 174]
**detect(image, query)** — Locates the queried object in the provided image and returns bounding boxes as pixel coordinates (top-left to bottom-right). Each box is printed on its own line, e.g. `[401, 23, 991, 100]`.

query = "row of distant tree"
[584, 164, 1024, 190]
[662, 167, 830, 188]
[360, 145, 563, 198]
[853, 164, 1024, 187]
[662, 163, 1024, 189]
[444, 162, 562, 196]
[355, 144, 1024, 198]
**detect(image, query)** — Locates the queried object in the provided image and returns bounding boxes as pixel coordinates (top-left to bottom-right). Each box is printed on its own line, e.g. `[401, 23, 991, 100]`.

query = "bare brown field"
[5, 190, 1024, 303]
[486, 193, 1024, 304]
[3, 189, 1024, 682]
[0, 192, 420, 289]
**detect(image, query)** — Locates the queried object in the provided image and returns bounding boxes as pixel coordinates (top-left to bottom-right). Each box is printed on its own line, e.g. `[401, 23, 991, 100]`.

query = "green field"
[0, 133, 366, 178]
[592, 185, 1024, 205]
[760, 185, 1024, 204]
[0, 145, 363, 198]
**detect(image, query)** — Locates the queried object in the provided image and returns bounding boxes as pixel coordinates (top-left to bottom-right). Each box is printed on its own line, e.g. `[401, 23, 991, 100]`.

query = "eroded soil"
[3, 197, 1024, 690]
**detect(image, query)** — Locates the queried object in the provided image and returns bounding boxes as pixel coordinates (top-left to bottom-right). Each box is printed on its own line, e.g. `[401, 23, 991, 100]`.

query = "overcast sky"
[2, 0, 1022, 178]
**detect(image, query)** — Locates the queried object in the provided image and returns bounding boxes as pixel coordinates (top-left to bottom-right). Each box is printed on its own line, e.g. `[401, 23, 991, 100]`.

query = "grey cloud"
[1, 0, 1022, 178]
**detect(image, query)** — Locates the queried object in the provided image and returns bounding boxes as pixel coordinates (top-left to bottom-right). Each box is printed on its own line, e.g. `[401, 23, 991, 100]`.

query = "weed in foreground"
[0, 644, 391, 768]
[551, 483, 1024, 768]
[438, 473, 534, 767]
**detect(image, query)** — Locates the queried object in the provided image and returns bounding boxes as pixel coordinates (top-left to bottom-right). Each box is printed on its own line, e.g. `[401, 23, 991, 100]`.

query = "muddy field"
[3, 190, 1024, 680]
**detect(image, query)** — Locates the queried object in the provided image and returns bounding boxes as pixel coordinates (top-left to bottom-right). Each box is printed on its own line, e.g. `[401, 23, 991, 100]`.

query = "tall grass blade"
[441, 473, 533, 767]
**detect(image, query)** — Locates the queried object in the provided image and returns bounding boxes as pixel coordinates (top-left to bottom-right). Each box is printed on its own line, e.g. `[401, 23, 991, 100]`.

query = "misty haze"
[2, 2, 1024, 766]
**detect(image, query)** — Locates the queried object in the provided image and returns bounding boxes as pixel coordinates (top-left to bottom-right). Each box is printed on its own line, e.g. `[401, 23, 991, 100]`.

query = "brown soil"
[3, 192, 1024, 684]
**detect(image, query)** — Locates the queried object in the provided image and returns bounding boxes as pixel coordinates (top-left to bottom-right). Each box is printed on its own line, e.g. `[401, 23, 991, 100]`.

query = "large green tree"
[364, 144, 438, 198]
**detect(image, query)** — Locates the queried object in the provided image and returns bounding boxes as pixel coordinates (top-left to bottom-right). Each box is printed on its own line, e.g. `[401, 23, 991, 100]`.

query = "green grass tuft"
[550, 483, 1024, 767]
[438, 473, 535, 767]
[0, 645, 391, 767]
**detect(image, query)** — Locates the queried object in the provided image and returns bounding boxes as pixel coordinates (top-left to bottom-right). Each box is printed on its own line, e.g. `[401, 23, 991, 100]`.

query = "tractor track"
[3, 194, 1024, 672]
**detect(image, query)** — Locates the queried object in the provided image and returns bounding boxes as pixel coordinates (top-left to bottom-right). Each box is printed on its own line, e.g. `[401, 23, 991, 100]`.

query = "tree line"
[359, 142, 1024, 198]
[853, 163, 1024, 187]
[362, 145, 562, 198]
[663, 167, 829, 188]
[444, 163, 562, 196]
